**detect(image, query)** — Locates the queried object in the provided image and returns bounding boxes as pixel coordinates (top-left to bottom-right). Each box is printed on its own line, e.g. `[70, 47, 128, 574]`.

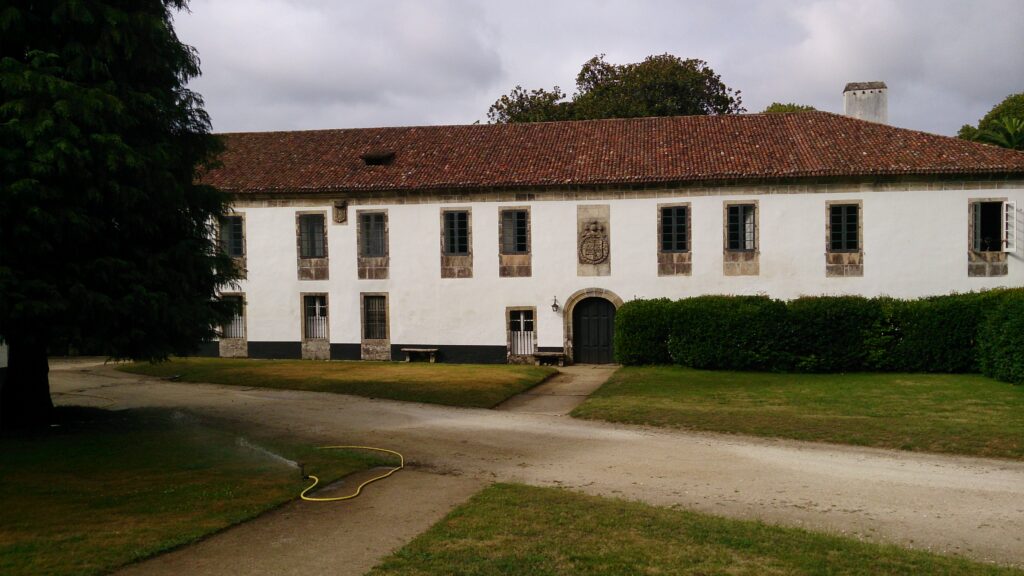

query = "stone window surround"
[300, 292, 330, 360]
[657, 202, 692, 277]
[295, 210, 329, 281]
[440, 207, 473, 278]
[968, 197, 1008, 277]
[722, 200, 760, 276]
[356, 209, 389, 280]
[505, 306, 538, 363]
[360, 292, 391, 361]
[498, 206, 532, 278]
[825, 200, 864, 278]
[219, 212, 247, 279]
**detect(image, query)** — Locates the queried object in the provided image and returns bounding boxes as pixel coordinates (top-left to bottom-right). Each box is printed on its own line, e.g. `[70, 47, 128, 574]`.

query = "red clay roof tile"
[202, 112, 1024, 194]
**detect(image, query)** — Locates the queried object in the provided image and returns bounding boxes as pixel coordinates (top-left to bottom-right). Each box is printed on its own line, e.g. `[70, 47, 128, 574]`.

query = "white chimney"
[843, 82, 888, 124]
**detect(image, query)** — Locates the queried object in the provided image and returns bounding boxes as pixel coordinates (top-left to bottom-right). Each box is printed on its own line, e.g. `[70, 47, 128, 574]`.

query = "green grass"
[572, 367, 1024, 459]
[369, 483, 1020, 575]
[0, 407, 388, 576]
[120, 357, 556, 408]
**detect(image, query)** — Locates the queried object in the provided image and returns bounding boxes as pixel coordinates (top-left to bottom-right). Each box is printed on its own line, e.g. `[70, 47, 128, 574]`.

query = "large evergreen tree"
[0, 0, 238, 429]
[488, 54, 743, 123]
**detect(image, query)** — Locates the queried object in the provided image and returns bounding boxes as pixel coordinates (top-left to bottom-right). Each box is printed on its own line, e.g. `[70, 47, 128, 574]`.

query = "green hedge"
[613, 298, 674, 365]
[614, 290, 1023, 384]
[667, 296, 789, 371]
[979, 291, 1024, 384]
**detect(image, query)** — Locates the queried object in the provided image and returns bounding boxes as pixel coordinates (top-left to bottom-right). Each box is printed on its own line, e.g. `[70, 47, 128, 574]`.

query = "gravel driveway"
[50, 362, 1024, 571]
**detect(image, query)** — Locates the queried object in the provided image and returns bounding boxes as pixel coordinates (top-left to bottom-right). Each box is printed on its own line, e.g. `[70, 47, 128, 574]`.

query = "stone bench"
[533, 351, 566, 367]
[401, 348, 439, 363]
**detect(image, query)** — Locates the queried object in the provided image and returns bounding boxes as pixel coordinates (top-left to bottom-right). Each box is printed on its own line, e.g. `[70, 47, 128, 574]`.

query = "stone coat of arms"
[578, 221, 609, 265]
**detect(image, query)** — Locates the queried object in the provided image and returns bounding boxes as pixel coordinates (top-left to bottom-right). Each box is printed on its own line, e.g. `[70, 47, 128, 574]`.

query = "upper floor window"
[727, 204, 756, 251]
[500, 209, 529, 255]
[829, 204, 860, 252]
[359, 212, 387, 257]
[221, 215, 244, 257]
[660, 206, 689, 252]
[443, 210, 470, 255]
[298, 213, 326, 259]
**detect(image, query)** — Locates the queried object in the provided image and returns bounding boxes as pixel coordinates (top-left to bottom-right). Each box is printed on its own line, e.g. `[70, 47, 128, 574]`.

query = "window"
[508, 309, 535, 356]
[727, 204, 756, 251]
[443, 210, 469, 255]
[359, 212, 386, 257]
[660, 206, 689, 252]
[299, 214, 325, 258]
[221, 295, 245, 339]
[221, 216, 244, 257]
[303, 295, 328, 340]
[973, 201, 1004, 252]
[829, 204, 859, 252]
[500, 210, 529, 254]
[363, 295, 387, 340]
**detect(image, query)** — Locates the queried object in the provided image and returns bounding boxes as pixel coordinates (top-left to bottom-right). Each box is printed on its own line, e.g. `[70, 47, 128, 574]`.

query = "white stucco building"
[202, 95, 1024, 364]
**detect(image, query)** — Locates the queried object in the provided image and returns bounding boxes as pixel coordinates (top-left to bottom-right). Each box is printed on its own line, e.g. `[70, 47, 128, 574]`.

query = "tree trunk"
[0, 339, 53, 430]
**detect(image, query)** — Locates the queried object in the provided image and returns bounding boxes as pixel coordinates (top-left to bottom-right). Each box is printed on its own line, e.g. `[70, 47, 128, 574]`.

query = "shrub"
[614, 298, 674, 365]
[786, 296, 882, 373]
[889, 292, 992, 373]
[667, 296, 790, 370]
[978, 290, 1024, 384]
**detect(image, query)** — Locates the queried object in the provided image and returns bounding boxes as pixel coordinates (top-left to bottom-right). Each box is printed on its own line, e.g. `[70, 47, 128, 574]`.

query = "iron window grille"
[500, 210, 529, 255]
[363, 295, 387, 340]
[727, 204, 756, 251]
[221, 295, 245, 339]
[299, 214, 326, 258]
[660, 206, 689, 252]
[443, 211, 469, 255]
[829, 204, 860, 252]
[359, 212, 387, 257]
[303, 295, 328, 340]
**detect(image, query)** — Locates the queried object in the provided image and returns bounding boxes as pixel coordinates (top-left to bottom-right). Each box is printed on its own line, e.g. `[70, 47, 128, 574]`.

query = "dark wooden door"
[573, 297, 616, 364]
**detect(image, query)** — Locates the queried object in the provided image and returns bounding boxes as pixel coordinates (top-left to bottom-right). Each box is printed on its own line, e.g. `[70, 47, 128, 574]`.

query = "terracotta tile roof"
[203, 112, 1024, 195]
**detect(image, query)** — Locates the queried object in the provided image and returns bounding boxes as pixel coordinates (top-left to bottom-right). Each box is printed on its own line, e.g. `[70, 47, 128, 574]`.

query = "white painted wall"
[231, 185, 1024, 351]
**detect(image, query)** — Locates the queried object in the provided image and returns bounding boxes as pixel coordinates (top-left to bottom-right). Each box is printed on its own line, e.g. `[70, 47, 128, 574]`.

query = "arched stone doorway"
[562, 288, 624, 364]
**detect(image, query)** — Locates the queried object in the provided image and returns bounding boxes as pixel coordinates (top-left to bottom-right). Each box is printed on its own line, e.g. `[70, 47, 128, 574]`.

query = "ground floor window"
[221, 295, 245, 339]
[363, 295, 388, 340]
[303, 294, 328, 340]
[973, 201, 1006, 252]
[508, 308, 536, 356]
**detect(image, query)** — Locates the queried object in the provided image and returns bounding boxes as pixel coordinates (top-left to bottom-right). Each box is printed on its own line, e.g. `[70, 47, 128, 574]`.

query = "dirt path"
[52, 364, 1024, 569]
[496, 364, 616, 415]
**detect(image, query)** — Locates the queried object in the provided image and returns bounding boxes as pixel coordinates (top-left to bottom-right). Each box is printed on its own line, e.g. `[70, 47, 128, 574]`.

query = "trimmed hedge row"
[613, 289, 1024, 384]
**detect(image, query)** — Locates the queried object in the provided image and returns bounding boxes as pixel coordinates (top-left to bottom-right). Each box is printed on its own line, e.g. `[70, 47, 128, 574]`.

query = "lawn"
[369, 483, 1021, 576]
[120, 357, 555, 408]
[572, 367, 1024, 460]
[0, 407, 388, 576]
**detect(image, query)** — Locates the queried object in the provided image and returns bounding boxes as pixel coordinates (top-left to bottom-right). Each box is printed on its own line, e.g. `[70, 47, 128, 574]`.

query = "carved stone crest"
[578, 220, 609, 265]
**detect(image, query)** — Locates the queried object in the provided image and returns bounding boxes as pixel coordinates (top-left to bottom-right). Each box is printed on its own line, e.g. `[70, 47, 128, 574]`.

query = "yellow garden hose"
[300, 445, 405, 502]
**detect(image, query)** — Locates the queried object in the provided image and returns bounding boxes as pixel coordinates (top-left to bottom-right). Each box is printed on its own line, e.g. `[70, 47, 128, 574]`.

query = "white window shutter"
[1005, 201, 1018, 253]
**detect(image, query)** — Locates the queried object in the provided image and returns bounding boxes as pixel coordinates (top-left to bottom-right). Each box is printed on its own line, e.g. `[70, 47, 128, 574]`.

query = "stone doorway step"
[495, 365, 617, 416]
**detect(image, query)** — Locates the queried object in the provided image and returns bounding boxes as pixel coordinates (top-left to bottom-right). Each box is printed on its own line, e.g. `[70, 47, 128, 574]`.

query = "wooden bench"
[401, 348, 439, 363]
[533, 351, 566, 367]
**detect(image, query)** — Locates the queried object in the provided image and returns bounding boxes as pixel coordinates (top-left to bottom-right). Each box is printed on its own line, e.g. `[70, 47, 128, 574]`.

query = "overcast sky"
[173, 0, 1023, 136]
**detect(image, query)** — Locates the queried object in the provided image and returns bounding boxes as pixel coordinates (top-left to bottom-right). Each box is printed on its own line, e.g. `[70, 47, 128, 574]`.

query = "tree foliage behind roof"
[487, 54, 744, 124]
[0, 0, 238, 361]
[762, 102, 818, 114]
[958, 93, 1024, 150]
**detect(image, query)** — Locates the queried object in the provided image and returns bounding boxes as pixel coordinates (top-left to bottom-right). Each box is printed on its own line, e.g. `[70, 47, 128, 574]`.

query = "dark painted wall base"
[391, 344, 507, 364]
[248, 341, 302, 359]
[330, 343, 361, 361]
[191, 341, 529, 364]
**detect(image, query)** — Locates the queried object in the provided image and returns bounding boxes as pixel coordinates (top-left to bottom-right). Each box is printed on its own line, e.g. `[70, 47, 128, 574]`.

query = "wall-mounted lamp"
[551, 296, 560, 312]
